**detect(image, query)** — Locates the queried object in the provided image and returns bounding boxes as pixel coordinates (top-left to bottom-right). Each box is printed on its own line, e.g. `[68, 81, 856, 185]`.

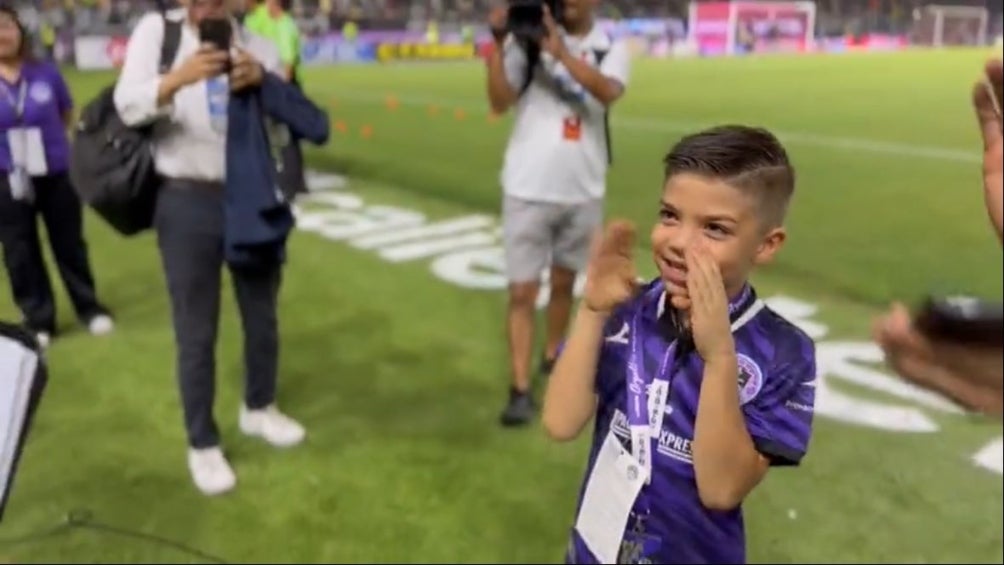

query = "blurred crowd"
[292, 0, 1003, 37]
[5, 0, 1003, 48]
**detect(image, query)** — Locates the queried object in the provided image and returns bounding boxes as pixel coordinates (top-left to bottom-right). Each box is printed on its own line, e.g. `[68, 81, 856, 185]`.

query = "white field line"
[330, 91, 981, 164]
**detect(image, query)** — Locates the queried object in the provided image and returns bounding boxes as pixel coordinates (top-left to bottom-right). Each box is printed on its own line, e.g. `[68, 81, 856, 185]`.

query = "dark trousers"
[155, 181, 282, 449]
[0, 172, 107, 334]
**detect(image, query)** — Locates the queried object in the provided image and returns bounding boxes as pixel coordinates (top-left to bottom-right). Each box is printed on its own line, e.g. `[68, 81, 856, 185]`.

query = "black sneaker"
[499, 387, 535, 427]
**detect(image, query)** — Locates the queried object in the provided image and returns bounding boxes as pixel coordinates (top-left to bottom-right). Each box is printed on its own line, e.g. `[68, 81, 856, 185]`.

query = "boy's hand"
[973, 58, 1003, 242]
[686, 245, 735, 363]
[583, 220, 638, 314]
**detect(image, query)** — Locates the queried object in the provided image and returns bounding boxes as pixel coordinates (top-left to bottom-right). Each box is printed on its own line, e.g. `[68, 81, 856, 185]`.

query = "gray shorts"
[502, 195, 603, 284]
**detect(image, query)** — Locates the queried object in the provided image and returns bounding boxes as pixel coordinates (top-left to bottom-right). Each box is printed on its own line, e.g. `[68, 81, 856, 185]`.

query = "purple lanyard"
[0, 80, 28, 123]
[625, 285, 753, 465]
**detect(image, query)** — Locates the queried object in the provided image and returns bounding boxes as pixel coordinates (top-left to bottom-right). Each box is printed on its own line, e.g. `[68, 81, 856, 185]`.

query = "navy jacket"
[224, 71, 329, 269]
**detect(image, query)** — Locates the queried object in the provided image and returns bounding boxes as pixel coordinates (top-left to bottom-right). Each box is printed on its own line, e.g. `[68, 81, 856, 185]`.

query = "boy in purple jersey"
[543, 125, 817, 564]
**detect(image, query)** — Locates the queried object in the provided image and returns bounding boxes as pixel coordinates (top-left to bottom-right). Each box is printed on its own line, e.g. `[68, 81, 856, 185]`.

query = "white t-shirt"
[500, 25, 630, 204]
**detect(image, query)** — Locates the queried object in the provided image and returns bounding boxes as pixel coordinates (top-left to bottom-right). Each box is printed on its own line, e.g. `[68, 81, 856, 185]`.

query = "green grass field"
[1, 49, 1002, 564]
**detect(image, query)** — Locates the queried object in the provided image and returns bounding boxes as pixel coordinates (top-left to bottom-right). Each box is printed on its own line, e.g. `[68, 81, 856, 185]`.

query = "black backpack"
[69, 15, 181, 237]
[518, 42, 613, 165]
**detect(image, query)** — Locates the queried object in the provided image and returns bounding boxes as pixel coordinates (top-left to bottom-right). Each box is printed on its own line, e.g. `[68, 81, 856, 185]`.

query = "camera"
[506, 0, 564, 45]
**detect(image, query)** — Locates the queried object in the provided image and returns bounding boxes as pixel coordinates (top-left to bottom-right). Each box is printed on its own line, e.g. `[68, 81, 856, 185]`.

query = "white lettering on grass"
[293, 171, 1002, 476]
[973, 437, 1004, 475]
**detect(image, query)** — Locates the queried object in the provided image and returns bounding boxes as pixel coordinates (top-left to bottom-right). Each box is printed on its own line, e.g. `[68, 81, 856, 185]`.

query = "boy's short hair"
[662, 125, 795, 228]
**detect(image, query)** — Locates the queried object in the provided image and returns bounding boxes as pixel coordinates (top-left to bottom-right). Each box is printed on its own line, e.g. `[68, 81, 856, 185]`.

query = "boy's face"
[650, 173, 786, 303]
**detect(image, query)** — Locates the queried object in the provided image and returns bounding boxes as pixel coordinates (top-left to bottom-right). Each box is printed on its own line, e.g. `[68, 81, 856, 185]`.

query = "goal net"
[687, 1, 816, 57]
[911, 4, 989, 47]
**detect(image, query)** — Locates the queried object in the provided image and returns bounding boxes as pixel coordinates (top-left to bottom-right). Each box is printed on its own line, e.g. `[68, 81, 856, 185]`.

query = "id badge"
[6, 128, 46, 176]
[574, 431, 647, 564]
[7, 167, 33, 203]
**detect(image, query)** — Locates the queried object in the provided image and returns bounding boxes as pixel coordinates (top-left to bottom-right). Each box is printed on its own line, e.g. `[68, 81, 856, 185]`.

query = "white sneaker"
[87, 315, 114, 336]
[35, 332, 50, 349]
[187, 447, 236, 496]
[239, 405, 306, 447]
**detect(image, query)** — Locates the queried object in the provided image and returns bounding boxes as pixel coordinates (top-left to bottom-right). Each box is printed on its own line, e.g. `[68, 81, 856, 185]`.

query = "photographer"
[485, 0, 630, 426]
[874, 59, 1003, 418]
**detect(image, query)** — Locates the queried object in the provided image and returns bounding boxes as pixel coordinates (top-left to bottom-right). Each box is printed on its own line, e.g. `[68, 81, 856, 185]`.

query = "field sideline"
[0, 49, 1002, 563]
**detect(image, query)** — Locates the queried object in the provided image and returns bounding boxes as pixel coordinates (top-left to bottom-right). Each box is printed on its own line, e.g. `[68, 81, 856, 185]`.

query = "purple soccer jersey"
[565, 279, 817, 565]
[0, 61, 74, 175]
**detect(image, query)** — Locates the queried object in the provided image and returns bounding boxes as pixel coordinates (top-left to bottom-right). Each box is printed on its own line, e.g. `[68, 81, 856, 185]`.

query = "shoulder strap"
[592, 47, 613, 166]
[518, 41, 540, 97]
[158, 16, 182, 74]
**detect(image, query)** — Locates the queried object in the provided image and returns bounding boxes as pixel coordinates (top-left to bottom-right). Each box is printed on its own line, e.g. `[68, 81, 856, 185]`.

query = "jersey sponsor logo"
[656, 429, 693, 464]
[736, 353, 764, 405]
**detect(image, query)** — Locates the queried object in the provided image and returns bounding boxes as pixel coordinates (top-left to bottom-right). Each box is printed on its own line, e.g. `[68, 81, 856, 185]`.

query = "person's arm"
[543, 221, 638, 441]
[258, 70, 329, 145]
[873, 59, 1003, 417]
[542, 307, 608, 441]
[693, 349, 816, 510]
[50, 64, 74, 128]
[874, 303, 1003, 417]
[553, 38, 628, 108]
[539, 11, 628, 108]
[692, 353, 770, 511]
[113, 14, 183, 126]
[486, 36, 525, 114]
[685, 245, 816, 511]
[973, 58, 1002, 242]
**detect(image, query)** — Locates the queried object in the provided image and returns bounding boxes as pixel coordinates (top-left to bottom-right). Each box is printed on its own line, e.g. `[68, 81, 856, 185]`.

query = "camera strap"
[592, 48, 613, 166]
[518, 42, 614, 165]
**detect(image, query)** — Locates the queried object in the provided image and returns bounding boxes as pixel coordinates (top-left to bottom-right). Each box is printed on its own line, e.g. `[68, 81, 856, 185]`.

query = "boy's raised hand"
[583, 220, 638, 314]
[974, 58, 1003, 242]
[686, 245, 735, 363]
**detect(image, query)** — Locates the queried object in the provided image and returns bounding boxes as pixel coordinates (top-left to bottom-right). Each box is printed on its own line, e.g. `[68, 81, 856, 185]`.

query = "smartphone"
[914, 295, 1004, 347]
[198, 17, 233, 68]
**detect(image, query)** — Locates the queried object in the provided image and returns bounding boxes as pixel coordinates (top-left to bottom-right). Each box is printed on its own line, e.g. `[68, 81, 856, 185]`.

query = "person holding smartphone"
[873, 58, 1003, 418]
[114, 0, 306, 496]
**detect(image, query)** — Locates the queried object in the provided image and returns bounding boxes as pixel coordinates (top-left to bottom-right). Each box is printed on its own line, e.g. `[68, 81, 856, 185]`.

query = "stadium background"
[1, 0, 1003, 563]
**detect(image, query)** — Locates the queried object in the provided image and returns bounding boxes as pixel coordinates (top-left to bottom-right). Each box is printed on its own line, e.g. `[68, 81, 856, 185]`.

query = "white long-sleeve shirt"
[113, 8, 282, 182]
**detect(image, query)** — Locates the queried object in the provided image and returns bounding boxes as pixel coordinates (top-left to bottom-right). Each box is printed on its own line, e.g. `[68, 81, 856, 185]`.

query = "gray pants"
[501, 195, 603, 283]
[155, 180, 282, 449]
